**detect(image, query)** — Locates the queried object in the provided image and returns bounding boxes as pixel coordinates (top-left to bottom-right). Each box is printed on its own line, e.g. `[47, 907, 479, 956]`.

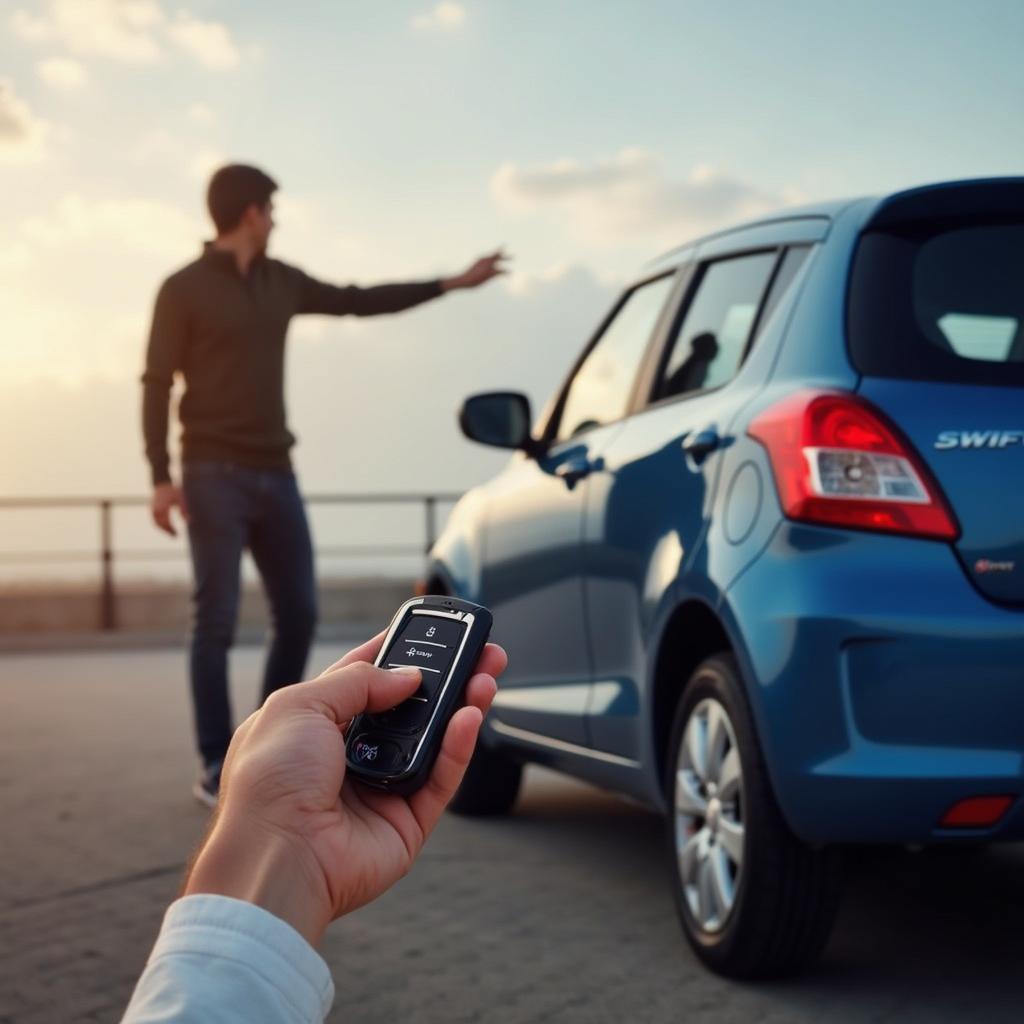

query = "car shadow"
[507, 769, 1024, 1020]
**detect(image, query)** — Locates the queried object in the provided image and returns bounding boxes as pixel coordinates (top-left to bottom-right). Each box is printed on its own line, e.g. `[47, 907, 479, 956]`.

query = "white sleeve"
[121, 894, 335, 1024]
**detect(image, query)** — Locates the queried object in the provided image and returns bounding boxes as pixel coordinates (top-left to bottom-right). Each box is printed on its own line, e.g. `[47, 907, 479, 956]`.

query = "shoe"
[192, 761, 222, 809]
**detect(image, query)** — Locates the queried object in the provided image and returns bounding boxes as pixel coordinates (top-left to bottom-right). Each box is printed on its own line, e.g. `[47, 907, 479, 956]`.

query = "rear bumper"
[726, 522, 1024, 844]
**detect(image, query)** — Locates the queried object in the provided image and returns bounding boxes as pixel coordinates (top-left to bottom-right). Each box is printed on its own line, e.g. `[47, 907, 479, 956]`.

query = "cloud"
[12, 0, 164, 62]
[11, 9, 50, 40]
[0, 242, 34, 273]
[11, 1, 243, 70]
[124, 130, 225, 185]
[186, 101, 216, 124]
[0, 192, 203, 424]
[411, 2, 466, 32]
[166, 13, 241, 70]
[492, 148, 790, 248]
[186, 149, 228, 183]
[22, 194, 199, 259]
[504, 260, 624, 298]
[126, 127, 178, 164]
[37, 57, 89, 90]
[0, 80, 49, 162]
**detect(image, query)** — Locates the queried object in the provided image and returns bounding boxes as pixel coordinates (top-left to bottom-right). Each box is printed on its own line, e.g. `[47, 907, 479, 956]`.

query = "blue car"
[425, 178, 1024, 977]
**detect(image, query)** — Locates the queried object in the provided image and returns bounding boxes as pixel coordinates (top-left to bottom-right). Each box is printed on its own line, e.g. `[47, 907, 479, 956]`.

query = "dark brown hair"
[206, 164, 278, 234]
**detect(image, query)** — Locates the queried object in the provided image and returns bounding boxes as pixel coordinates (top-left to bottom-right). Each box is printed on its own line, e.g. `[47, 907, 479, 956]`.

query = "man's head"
[207, 164, 277, 250]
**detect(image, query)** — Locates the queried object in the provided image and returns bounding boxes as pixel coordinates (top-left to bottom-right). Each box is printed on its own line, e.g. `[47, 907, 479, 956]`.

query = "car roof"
[646, 197, 859, 272]
[645, 177, 1024, 274]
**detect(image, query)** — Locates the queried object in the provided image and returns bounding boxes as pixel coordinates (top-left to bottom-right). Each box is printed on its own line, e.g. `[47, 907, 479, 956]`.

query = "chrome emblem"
[935, 430, 1024, 450]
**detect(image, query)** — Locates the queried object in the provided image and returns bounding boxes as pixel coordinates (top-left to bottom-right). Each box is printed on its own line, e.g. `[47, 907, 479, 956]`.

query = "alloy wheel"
[673, 697, 746, 933]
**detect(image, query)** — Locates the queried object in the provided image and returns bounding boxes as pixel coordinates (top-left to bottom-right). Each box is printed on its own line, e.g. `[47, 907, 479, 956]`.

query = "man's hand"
[151, 482, 188, 537]
[442, 249, 510, 291]
[183, 633, 507, 946]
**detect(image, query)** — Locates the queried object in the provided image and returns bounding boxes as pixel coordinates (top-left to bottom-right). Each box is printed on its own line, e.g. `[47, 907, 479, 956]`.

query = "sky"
[1, 0, 1023, 576]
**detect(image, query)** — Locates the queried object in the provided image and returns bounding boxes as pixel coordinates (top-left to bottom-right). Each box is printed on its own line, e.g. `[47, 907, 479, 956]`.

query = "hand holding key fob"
[346, 595, 493, 795]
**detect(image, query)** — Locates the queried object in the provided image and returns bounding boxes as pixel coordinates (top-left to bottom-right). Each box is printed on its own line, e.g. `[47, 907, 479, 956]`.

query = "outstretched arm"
[293, 249, 510, 316]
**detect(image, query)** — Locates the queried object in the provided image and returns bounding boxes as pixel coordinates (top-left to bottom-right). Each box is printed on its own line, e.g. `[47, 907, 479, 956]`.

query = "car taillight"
[748, 390, 959, 540]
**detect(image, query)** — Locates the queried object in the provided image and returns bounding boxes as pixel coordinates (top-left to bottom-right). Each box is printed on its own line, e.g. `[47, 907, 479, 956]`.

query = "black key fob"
[345, 595, 493, 796]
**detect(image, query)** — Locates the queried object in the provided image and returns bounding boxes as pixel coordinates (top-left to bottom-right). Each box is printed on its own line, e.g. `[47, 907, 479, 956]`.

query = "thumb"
[284, 661, 421, 724]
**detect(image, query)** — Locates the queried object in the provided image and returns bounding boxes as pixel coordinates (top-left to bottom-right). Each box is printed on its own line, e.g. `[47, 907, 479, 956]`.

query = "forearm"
[141, 379, 172, 485]
[344, 279, 444, 316]
[183, 812, 332, 948]
[142, 279, 187, 483]
[437, 273, 476, 292]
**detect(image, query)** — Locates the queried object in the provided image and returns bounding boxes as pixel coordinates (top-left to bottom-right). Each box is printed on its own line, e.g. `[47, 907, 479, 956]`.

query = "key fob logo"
[354, 741, 379, 763]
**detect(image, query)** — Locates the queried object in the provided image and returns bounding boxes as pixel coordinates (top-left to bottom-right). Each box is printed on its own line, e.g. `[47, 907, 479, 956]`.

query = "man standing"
[142, 164, 506, 806]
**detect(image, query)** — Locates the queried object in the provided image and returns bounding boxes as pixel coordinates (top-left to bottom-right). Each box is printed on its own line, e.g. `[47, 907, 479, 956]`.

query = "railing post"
[100, 499, 116, 631]
[424, 495, 437, 554]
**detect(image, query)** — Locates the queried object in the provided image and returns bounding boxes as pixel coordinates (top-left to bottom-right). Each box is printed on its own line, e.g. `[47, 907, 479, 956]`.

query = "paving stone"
[2, 645, 1024, 1023]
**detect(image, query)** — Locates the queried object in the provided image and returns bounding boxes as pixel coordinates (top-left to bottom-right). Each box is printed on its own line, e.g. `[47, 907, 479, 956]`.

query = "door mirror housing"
[459, 391, 542, 456]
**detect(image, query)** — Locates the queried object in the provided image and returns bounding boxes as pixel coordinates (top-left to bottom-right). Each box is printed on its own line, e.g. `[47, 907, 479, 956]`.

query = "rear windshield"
[847, 222, 1024, 387]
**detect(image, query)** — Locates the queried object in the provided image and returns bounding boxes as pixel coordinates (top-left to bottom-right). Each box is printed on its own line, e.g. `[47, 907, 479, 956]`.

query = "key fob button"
[412, 676, 445, 703]
[384, 619, 462, 677]
[369, 697, 433, 734]
[387, 641, 454, 677]
[402, 619, 463, 647]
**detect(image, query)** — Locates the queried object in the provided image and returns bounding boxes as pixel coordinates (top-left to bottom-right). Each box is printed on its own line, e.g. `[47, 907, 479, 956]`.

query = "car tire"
[666, 653, 842, 978]
[448, 740, 523, 817]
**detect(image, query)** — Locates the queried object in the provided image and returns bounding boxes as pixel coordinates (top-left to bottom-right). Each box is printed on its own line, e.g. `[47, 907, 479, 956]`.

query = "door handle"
[554, 456, 602, 489]
[681, 430, 721, 463]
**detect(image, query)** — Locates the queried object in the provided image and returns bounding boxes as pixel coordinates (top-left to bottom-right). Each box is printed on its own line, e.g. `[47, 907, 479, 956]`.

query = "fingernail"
[387, 666, 420, 677]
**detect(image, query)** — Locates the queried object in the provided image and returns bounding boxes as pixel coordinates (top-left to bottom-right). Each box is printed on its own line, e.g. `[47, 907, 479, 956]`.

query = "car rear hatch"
[847, 178, 1024, 606]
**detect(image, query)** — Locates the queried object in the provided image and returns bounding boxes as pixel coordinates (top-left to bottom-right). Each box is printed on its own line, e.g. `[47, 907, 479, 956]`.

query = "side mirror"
[459, 391, 541, 455]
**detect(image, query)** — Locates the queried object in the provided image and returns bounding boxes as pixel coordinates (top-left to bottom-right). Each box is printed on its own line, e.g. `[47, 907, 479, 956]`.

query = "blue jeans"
[183, 462, 317, 766]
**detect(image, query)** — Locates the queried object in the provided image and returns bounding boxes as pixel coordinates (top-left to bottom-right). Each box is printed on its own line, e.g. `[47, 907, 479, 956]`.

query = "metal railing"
[0, 492, 462, 630]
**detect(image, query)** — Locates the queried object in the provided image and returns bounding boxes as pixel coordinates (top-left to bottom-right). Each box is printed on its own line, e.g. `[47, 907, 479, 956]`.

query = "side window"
[653, 251, 777, 403]
[555, 274, 676, 442]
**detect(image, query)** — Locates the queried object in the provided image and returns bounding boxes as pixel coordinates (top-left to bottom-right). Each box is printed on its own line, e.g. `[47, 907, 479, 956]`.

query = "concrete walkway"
[2, 644, 1023, 1022]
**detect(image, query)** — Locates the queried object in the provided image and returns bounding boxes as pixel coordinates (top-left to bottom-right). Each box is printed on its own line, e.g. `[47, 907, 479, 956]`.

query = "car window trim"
[645, 215, 829, 276]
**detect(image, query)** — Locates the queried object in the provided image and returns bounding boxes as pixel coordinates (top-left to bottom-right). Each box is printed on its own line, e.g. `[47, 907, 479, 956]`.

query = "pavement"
[3, 643, 1024, 1023]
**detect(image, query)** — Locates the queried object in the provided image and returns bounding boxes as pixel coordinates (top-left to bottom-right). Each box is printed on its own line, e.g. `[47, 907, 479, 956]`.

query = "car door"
[583, 248, 797, 758]
[483, 273, 679, 746]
